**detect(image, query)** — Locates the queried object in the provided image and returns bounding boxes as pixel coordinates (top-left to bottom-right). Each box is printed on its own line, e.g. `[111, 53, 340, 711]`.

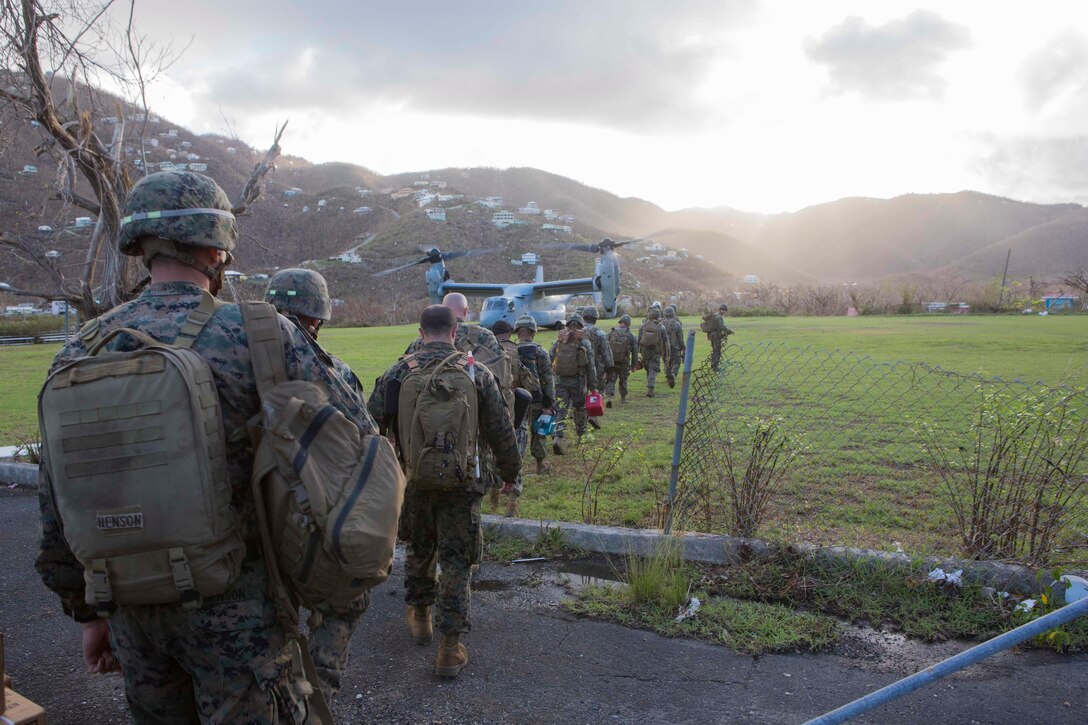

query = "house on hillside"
[391, 188, 414, 200]
[73, 217, 92, 229]
[426, 207, 447, 222]
[180, 141, 192, 148]
[477, 196, 503, 209]
[544, 209, 559, 220]
[189, 163, 208, 172]
[413, 180, 429, 187]
[333, 251, 362, 263]
[541, 223, 572, 235]
[353, 206, 371, 215]
[519, 201, 541, 215]
[21, 165, 38, 175]
[492, 211, 516, 228]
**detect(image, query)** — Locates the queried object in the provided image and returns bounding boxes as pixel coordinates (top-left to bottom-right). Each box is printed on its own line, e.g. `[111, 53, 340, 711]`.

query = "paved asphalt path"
[2, 487, 1085, 724]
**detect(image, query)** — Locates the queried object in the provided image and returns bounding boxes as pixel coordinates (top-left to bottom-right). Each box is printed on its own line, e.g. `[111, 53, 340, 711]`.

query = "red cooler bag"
[586, 392, 604, 417]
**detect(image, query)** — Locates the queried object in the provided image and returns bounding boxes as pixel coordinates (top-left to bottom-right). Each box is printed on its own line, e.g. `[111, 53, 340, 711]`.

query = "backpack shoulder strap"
[241, 301, 288, 397]
[174, 290, 225, 350]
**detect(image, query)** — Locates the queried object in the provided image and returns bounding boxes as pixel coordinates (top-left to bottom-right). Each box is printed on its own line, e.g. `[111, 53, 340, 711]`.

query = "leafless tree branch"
[232, 121, 287, 216]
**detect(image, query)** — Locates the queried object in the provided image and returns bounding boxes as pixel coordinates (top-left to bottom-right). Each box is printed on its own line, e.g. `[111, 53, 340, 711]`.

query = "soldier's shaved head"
[442, 292, 469, 320]
[420, 304, 457, 341]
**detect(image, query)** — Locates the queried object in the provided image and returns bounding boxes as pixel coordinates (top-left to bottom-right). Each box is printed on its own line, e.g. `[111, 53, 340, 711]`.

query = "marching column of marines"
[32, 168, 740, 724]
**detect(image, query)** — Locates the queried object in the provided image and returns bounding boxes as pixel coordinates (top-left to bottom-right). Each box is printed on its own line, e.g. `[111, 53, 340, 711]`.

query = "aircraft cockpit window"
[484, 299, 507, 311]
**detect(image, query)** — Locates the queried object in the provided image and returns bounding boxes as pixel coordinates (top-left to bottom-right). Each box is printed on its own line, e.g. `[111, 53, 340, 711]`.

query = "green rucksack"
[554, 339, 585, 377]
[242, 302, 405, 613]
[700, 314, 714, 333]
[38, 292, 244, 614]
[396, 352, 480, 490]
[640, 319, 662, 348]
[608, 327, 631, 363]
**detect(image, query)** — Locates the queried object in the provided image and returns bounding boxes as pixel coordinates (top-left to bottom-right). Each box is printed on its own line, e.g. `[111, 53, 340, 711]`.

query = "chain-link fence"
[674, 341, 1088, 561]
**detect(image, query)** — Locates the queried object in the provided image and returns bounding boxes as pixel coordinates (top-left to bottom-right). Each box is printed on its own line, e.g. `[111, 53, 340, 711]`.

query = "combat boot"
[488, 488, 500, 513]
[553, 439, 564, 455]
[605, 397, 613, 409]
[647, 387, 655, 398]
[504, 495, 519, 518]
[667, 375, 675, 388]
[589, 417, 601, 430]
[406, 605, 433, 645]
[535, 459, 550, 475]
[435, 633, 468, 678]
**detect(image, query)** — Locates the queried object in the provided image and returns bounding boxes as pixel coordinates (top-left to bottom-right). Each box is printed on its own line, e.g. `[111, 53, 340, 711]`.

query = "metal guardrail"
[804, 590, 1088, 724]
[0, 333, 67, 346]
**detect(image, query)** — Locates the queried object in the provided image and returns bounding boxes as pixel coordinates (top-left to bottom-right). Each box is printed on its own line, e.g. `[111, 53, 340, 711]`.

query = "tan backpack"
[38, 293, 245, 615]
[396, 352, 480, 490]
[242, 302, 405, 613]
[608, 327, 631, 363]
[554, 339, 586, 376]
[640, 319, 662, 348]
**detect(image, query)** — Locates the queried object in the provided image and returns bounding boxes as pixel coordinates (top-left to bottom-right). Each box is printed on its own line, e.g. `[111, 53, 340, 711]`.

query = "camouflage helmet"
[650, 300, 662, 310]
[664, 305, 676, 317]
[514, 314, 538, 333]
[490, 319, 514, 335]
[566, 312, 585, 328]
[619, 314, 632, 325]
[648, 308, 661, 320]
[719, 303, 729, 312]
[582, 305, 599, 321]
[265, 268, 332, 321]
[119, 171, 237, 256]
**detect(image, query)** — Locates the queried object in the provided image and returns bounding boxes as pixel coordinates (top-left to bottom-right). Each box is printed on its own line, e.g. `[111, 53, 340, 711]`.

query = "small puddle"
[553, 559, 624, 590]
[473, 579, 512, 592]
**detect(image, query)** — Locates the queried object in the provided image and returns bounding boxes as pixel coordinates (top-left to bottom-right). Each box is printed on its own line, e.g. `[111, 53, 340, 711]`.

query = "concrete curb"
[483, 515, 1053, 595]
[0, 460, 1054, 594]
[0, 461, 37, 488]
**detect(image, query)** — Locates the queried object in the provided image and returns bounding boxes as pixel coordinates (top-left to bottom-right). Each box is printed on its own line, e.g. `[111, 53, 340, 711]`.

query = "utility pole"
[998, 249, 1011, 308]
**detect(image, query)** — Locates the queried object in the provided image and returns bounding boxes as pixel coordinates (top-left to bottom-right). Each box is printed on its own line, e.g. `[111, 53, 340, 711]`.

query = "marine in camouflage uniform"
[36, 170, 378, 723]
[404, 292, 503, 358]
[662, 305, 684, 388]
[705, 303, 735, 372]
[549, 313, 597, 450]
[514, 314, 555, 474]
[604, 314, 638, 406]
[367, 305, 520, 678]
[580, 306, 613, 428]
[264, 267, 367, 700]
[485, 320, 540, 516]
[638, 307, 670, 397]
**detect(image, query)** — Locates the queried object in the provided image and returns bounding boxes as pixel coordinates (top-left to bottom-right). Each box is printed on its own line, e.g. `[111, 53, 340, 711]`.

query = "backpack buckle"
[90, 558, 116, 617]
[168, 547, 202, 610]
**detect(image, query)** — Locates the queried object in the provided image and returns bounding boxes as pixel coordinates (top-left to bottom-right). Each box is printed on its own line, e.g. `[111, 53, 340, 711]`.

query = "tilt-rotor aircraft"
[373, 238, 639, 329]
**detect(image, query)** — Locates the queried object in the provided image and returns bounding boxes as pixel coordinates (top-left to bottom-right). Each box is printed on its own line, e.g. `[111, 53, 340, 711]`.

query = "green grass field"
[4, 314, 1086, 561]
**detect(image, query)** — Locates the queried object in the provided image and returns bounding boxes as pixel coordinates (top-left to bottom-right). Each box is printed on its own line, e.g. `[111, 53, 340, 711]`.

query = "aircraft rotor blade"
[372, 256, 430, 277]
[540, 242, 599, 253]
[441, 247, 497, 261]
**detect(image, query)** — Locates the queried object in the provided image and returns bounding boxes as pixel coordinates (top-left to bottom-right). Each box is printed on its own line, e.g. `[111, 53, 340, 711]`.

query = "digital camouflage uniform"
[405, 321, 503, 358]
[705, 308, 734, 372]
[549, 324, 597, 442]
[37, 282, 379, 724]
[516, 337, 554, 464]
[265, 267, 368, 702]
[581, 308, 613, 394]
[638, 312, 670, 395]
[367, 342, 520, 635]
[662, 308, 684, 387]
[605, 318, 637, 403]
[490, 336, 539, 499]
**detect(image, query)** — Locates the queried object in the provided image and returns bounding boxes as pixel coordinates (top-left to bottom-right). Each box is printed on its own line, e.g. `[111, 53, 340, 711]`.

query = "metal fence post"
[664, 329, 697, 535]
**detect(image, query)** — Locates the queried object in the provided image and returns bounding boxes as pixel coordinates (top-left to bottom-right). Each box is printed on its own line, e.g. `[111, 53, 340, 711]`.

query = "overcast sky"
[115, 0, 1088, 213]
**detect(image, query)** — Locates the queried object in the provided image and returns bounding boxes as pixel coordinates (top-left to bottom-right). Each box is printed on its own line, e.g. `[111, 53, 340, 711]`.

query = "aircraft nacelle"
[425, 261, 448, 304]
[594, 248, 621, 318]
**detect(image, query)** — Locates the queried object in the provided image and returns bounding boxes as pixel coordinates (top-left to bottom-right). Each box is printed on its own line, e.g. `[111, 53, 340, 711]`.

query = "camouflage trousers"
[306, 592, 370, 702]
[641, 348, 662, 389]
[554, 377, 588, 437]
[403, 488, 483, 635]
[528, 404, 547, 462]
[482, 422, 527, 496]
[666, 346, 684, 382]
[708, 333, 725, 371]
[107, 560, 312, 724]
[605, 364, 631, 400]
